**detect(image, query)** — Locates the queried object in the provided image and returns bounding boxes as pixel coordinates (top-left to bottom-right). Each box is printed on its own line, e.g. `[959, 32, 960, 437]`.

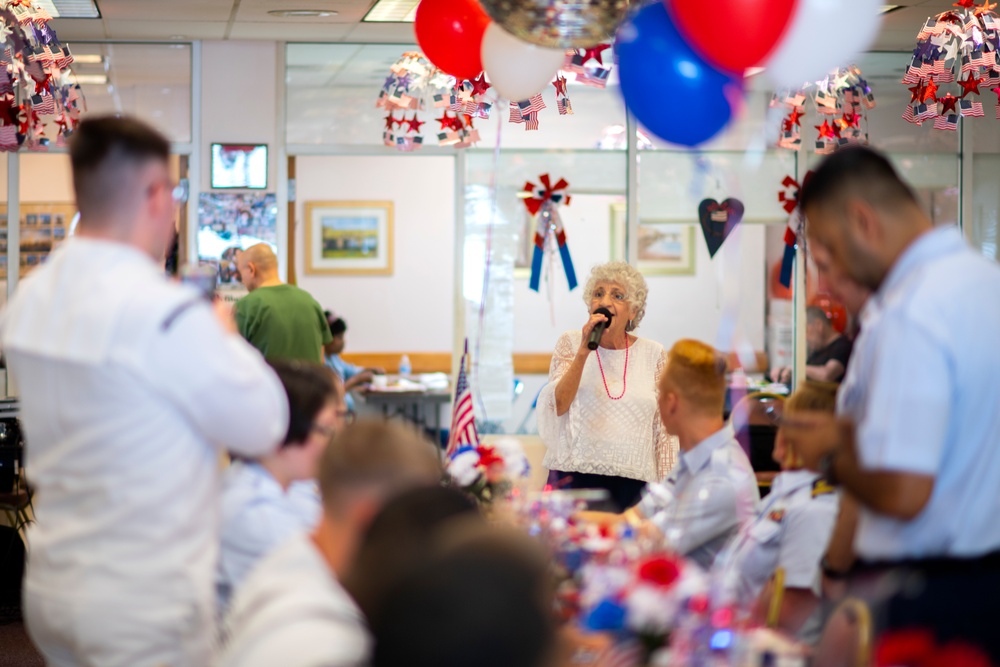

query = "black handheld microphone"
[587, 307, 613, 351]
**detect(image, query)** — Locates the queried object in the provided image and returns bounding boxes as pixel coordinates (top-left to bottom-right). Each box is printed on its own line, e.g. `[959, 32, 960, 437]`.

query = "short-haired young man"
[632, 339, 760, 569]
[1, 116, 288, 666]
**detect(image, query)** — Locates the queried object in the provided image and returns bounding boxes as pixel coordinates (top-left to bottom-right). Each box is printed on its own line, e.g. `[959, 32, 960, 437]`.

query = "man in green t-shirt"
[234, 244, 332, 363]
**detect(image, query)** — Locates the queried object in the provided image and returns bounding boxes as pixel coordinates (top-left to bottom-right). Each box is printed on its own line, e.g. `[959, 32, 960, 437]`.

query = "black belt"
[853, 548, 1000, 576]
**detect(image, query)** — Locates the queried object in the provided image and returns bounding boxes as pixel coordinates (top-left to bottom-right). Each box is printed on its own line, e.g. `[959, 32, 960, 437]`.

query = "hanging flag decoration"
[776, 172, 813, 289]
[900, 1, 1000, 131]
[0, 1, 84, 152]
[374, 47, 616, 147]
[697, 197, 744, 258]
[771, 65, 875, 154]
[521, 174, 577, 293]
[445, 339, 480, 457]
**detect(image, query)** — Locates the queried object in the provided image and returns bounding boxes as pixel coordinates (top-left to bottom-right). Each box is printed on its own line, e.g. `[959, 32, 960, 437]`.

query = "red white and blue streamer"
[521, 174, 577, 293]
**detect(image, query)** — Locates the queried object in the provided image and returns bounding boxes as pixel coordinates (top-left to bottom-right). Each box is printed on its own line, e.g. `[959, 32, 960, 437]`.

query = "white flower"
[491, 437, 531, 479]
[447, 450, 483, 487]
[625, 584, 681, 634]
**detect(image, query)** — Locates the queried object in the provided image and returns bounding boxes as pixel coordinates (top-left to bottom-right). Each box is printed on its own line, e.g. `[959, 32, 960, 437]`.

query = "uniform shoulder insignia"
[767, 509, 785, 523]
[812, 479, 836, 497]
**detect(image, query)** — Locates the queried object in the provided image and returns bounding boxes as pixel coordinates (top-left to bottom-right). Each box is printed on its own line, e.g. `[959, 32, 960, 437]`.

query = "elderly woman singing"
[538, 262, 678, 511]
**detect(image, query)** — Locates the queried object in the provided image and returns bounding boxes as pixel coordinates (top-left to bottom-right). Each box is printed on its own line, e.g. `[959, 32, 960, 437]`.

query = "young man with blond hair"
[632, 339, 760, 569]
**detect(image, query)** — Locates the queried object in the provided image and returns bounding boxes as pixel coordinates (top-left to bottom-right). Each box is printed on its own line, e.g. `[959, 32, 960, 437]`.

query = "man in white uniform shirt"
[0, 116, 289, 667]
[785, 146, 1000, 660]
[219, 420, 442, 667]
[632, 339, 760, 570]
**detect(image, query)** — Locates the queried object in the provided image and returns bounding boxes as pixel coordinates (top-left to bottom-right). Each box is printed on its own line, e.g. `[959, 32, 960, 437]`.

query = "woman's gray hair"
[582, 261, 648, 332]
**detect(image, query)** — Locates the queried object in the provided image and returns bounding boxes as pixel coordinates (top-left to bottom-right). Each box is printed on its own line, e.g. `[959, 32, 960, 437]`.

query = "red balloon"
[415, 0, 491, 81]
[667, 0, 798, 73]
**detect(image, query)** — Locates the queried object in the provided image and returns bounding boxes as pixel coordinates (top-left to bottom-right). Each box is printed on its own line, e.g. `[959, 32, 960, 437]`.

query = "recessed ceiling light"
[880, 5, 902, 14]
[32, 0, 100, 18]
[267, 9, 338, 17]
[745, 67, 766, 77]
[72, 54, 103, 65]
[75, 74, 108, 84]
[363, 0, 418, 22]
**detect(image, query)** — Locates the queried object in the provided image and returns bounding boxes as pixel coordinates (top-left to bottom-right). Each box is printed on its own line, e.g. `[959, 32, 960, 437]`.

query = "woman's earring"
[628, 319, 633, 331]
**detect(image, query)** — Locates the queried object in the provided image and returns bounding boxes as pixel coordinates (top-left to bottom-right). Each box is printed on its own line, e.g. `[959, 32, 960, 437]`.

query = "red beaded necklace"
[595, 338, 629, 400]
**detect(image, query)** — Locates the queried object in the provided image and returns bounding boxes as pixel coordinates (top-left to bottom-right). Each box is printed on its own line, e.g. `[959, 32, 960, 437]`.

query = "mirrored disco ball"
[477, 0, 631, 49]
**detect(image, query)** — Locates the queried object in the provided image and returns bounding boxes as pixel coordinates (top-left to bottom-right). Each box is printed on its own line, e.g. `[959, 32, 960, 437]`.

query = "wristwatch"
[821, 556, 850, 580]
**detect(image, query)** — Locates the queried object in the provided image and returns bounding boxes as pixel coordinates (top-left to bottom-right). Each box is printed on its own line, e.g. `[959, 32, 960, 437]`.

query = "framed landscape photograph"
[610, 203, 696, 276]
[304, 201, 394, 276]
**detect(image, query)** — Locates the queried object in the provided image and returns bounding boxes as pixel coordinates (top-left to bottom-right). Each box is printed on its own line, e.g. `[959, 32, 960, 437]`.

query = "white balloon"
[481, 23, 566, 102]
[765, 0, 883, 88]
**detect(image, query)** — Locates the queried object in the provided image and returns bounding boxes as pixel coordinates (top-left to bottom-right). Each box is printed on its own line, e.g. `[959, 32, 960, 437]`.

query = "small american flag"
[433, 93, 448, 108]
[960, 98, 985, 117]
[32, 93, 54, 116]
[935, 113, 960, 130]
[524, 112, 540, 130]
[445, 340, 479, 457]
[509, 103, 524, 124]
[558, 97, 573, 115]
[518, 94, 546, 114]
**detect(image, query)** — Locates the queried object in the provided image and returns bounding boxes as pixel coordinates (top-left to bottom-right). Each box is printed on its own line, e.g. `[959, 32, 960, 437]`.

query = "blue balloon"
[616, 3, 741, 147]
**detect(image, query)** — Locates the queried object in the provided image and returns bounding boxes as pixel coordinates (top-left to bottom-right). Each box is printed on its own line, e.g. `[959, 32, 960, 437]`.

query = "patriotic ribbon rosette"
[521, 173, 578, 293]
[776, 172, 813, 289]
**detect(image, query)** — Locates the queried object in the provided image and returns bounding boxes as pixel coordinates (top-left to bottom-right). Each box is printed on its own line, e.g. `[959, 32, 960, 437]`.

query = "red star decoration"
[908, 80, 927, 103]
[462, 113, 475, 129]
[922, 76, 939, 102]
[788, 107, 805, 126]
[552, 75, 568, 97]
[960, 72, 982, 97]
[436, 113, 452, 130]
[403, 114, 424, 133]
[954, 0, 976, 7]
[581, 43, 610, 65]
[976, 1, 998, 14]
[816, 120, 836, 140]
[383, 113, 398, 131]
[939, 93, 959, 114]
[33, 75, 48, 95]
[469, 73, 490, 97]
[842, 111, 861, 128]
[781, 118, 794, 133]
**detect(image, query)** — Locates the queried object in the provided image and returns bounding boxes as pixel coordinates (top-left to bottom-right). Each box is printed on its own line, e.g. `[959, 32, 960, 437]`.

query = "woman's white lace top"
[537, 331, 679, 482]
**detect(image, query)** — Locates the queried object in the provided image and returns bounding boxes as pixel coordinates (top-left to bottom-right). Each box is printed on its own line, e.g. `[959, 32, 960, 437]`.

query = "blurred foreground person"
[235, 243, 331, 363]
[717, 382, 839, 641]
[217, 361, 347, 612]
[0, 116, 288, 666]
[219, 420, 442, 667]
[371, 525, 557, 667]
[784, 146, 1000, 661]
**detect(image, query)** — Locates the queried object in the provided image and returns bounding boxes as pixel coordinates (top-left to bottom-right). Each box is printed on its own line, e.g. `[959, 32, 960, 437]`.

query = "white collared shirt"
[853, 226, 1000, 560]
[638, 424, 760, 569]
[836, 298, 881, 422]
[219, 533, 370, 667]
[0, 238, 288, 615]
[217, 462, 321, 612]
[717, 469, 839, 605]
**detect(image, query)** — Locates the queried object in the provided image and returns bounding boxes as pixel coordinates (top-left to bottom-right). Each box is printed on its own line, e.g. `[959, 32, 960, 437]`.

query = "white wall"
[294, 154, 455, 352]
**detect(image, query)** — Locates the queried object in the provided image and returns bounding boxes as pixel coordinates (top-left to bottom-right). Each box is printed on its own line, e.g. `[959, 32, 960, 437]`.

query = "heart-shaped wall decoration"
[698, 198, 745, 258]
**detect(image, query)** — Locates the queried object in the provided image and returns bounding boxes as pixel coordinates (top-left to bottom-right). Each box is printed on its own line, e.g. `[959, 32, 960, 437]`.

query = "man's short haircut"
[69, 116, 170, 221]
[798, 146, 917, 217]
[785, 381, 838, 415]
[324, 311, 347, 337]
[317, 419, 442, 514]
[269, 360, 339, 447]
[662, 339, 727, 416]
[371, 527, 555, 667]
[806, 305, 832, 327]
[345, 486, 480, 626]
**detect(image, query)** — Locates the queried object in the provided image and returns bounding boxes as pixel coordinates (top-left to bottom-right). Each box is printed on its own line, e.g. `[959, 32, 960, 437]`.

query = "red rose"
[874, 629, 937, 667]
[636, 556, 681, 588]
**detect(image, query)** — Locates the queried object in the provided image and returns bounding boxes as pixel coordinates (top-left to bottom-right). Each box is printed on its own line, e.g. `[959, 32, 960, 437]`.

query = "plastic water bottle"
[398, 354, 412, 378]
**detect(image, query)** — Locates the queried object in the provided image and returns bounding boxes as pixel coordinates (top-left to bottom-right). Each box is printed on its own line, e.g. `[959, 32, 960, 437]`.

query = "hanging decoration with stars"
[375, 44, 616, 149]
[0, 0, 84, 152]
[519, 174, 577, 293]
[771, 65, 876, 155]
[901, 1, 1000, 131]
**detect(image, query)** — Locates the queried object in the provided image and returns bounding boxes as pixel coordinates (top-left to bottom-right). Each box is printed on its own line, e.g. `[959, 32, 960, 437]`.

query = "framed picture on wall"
[304, 201, 394, 276]
[609, 203, 696, 276]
